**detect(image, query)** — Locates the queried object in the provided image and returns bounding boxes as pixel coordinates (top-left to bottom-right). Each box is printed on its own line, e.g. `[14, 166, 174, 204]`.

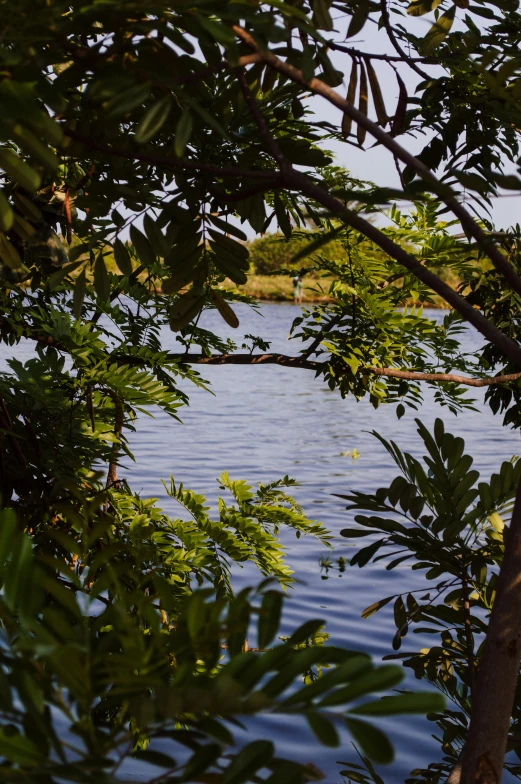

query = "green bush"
[248, 232, 348, 275]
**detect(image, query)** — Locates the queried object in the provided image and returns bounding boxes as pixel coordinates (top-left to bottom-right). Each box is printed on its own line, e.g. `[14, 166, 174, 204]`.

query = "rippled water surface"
[6, 303, 521, 781]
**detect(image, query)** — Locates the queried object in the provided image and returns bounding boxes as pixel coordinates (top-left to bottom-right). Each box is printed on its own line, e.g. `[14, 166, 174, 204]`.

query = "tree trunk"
[460, 474, 521, 784]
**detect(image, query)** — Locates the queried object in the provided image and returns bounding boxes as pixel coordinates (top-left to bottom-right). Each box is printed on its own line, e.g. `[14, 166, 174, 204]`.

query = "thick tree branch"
[232, 26, 521, 300]
[173, 352, 321, 370]
[171, 352, 521, 386]
[3, 309, 521, 384]
[460, 474, 521, 783]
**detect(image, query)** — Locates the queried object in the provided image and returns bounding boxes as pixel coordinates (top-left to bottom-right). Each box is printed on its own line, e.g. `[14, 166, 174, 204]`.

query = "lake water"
[5, 303, 520, 782]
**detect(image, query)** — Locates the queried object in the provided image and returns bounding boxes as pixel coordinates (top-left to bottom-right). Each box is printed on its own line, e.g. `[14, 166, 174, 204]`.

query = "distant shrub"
[247, 231, 348, 275]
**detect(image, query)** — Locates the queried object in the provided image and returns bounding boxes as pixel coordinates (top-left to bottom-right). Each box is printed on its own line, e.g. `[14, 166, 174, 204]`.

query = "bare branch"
[171, 352, 521, 386]
[327, 40, 433, 66]
[379, 0, 431, 80]
[367, 367, 521, 387]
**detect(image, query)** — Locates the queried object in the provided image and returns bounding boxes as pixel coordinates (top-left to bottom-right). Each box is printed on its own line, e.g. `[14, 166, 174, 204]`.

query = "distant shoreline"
[232, 275, 450, 308]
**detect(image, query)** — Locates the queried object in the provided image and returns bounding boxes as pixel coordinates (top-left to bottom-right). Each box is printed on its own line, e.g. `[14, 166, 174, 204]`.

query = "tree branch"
[4, 316, 521, 387]
[367, 367, 521, 387]
[379, 0, 431, 80]
[171, 352, 521, 386]
[232, 26, 521, 300]
[65, 131, 282, 182]
[327, 40, 434, 65]
[460, 474, 521, 782]
[99, 387, 124, 487]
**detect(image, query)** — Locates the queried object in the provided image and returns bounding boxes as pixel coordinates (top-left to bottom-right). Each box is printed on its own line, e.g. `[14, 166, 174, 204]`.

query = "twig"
[327, 40, 434, 65]
[379, 0, 431, 81]
[461, 572, 476, 694]
[99, 388, 124, 487]
[301, 315, 341, 359]
[0, 395, 27, 467]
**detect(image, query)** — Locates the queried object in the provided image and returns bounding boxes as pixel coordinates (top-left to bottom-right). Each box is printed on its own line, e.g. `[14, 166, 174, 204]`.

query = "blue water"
[122, 303, 519, 782]
[4, 303, 520, 781]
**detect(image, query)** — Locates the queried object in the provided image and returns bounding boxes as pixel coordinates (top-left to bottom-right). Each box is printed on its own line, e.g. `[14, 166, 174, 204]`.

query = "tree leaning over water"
[1, 0, 521, 781]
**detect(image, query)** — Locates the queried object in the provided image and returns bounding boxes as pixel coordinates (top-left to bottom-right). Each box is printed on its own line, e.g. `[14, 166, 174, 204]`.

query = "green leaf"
[181, 743, 221, 781]
[319, 665, 403, 706]
[208, 214, 247, 241]
[312, 0, 334, 31]
[453, 170, 491, 193]
[274, 194, 292, 238]
[174, 109, 193, 158]
[258, 590, 283, 649]
[135, 95, 172, 143]
[361, 595, 394, 619]
[347, 4, 370, 37]
[144, 213, 169, 257]
[266, 761, 308, 784]
[345, 718, 394, 764]
[130, 225, 156, 267]
[94, 253, 110, 301]
[48, 259, 84, 289]
[132, 749, 177, 768]
[0, 148, 41, 192]
[407, 0, 442, 15]
[287, 619, 325, 646]
[182, 95, 231, 141]
[73, 267, 86, 319]
[340, 528, 373, 538]
[11, 122, 59, 170]
[306, 711, 340, 747]
[0, 233, 22, 269]
[222, 740, 274, 784]
[291, 226, 343, 262]
[351, 691, 445, 716]
[106, 83, 152, 116]
[113, 239, 133, 275]
[0, 191, 13, 232]
[418, 6, 456, 55]
[493, 173, 521, 190]
[0, 728, 45, 767]
[13, 192, 42, 223]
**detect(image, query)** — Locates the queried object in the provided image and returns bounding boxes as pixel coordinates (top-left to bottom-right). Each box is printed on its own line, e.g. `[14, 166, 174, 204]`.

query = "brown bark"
[100, 388, 124, 488]
[460, 474, 521, 784]
[172, 352, 521, 385]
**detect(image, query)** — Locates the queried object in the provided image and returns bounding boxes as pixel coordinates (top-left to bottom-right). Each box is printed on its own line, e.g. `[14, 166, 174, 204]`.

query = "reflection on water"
[4, 303, 520, 782]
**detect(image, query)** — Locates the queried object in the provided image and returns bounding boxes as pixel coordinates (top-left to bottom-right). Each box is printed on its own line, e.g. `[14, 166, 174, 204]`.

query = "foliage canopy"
[1, 0, 521, 782]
